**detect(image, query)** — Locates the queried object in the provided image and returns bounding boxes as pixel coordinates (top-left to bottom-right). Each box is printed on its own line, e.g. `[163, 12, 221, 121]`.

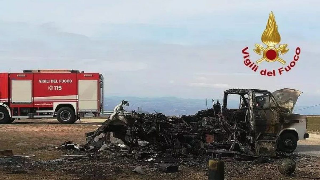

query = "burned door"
[253, 91, 281, 136]
[222, 91, 251, 128]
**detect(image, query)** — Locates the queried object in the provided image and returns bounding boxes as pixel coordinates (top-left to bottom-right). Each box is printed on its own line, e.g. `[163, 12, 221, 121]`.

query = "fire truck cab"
[0, 70, 104, 124]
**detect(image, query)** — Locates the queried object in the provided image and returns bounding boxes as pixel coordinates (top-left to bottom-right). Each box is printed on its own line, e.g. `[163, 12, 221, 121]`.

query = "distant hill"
[294, 105, 320, 115]
[104, 96, 320, 116]
[104, 96, 208, 116]
[105, 96, 238, 116]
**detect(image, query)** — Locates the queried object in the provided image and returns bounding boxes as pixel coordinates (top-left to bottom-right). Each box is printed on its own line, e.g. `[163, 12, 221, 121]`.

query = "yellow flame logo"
[261, 12, 281, 47]
[253, 11, 289, 64]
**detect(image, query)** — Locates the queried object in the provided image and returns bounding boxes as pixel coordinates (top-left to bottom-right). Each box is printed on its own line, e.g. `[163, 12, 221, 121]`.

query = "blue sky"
[0, 0, 319, 106]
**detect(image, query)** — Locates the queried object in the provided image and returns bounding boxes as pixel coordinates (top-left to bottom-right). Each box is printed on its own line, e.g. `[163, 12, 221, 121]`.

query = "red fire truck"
[0, 70, 104, 124]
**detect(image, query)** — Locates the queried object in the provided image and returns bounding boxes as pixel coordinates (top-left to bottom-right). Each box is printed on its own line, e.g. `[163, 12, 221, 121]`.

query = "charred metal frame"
[85, 88, 308, 157]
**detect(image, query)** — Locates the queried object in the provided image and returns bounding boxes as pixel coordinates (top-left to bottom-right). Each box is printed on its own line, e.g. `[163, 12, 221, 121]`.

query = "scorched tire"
[57, 107, 76, 124]
[278, 132, 298, 153]
[0, 107, 12, 124]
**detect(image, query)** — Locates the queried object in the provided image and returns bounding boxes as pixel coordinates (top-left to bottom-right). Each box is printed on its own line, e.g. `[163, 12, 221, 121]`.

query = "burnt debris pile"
[80, 101, 256, 161]
[59, 96, 304, 171]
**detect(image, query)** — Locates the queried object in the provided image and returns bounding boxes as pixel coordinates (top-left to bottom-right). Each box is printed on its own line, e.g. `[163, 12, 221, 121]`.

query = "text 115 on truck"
[0, 70, 104, 124]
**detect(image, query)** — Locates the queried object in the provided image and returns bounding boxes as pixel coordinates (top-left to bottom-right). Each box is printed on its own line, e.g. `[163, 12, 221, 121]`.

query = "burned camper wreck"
[84, 88, 308, 159]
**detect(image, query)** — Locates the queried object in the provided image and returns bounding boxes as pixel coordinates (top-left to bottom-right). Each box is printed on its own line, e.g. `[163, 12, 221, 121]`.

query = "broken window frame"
[223, 91, 251, 110]
[253, 91, 278, 110]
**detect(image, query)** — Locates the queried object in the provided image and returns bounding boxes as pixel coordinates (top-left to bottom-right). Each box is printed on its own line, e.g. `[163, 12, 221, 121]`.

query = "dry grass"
[307, 116, 320, 133]
[0, 119, 104, 179]
[0, 120, 99, 160]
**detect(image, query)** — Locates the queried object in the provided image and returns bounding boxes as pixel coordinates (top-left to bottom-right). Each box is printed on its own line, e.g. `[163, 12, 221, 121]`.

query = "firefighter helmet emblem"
[253, 11, 289, 65]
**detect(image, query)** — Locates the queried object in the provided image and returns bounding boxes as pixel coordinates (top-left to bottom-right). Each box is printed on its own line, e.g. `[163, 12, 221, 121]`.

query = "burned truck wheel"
[0, 107, 12, 124]
[57, 107, 76, 124]
[278, 133, 298, 153]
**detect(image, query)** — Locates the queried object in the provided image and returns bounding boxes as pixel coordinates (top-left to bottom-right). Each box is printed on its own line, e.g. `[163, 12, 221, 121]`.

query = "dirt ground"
[0, 119, 99, 180]
[1, 118, 320, 180]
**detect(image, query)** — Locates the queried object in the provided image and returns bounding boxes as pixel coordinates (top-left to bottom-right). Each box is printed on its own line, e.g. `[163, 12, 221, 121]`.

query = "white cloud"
[1, 0, 317, 25]
[189, 83, 230, 88]
[97, 61, 148, 72]
[195, 76, 207, 81]
[195, 72, 256, 76]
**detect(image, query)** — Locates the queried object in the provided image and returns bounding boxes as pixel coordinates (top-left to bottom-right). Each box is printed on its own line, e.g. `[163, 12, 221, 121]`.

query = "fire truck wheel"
[57, 107, 76, 124]
[7, 118, 15, 123]
[0, 107, 12, 124]
[278, 132, 298, 153]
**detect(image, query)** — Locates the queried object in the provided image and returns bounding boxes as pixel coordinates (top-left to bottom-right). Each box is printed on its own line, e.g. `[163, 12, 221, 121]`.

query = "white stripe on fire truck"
[33, 99, 78, 102]
[33, 95, 77, 100]
[0, 99, 76, 102]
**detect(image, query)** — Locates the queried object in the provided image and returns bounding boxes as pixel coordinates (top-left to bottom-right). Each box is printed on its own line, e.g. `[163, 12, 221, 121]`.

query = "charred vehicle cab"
[222, 88, 308, 154]
[85, 88, 308, 157]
